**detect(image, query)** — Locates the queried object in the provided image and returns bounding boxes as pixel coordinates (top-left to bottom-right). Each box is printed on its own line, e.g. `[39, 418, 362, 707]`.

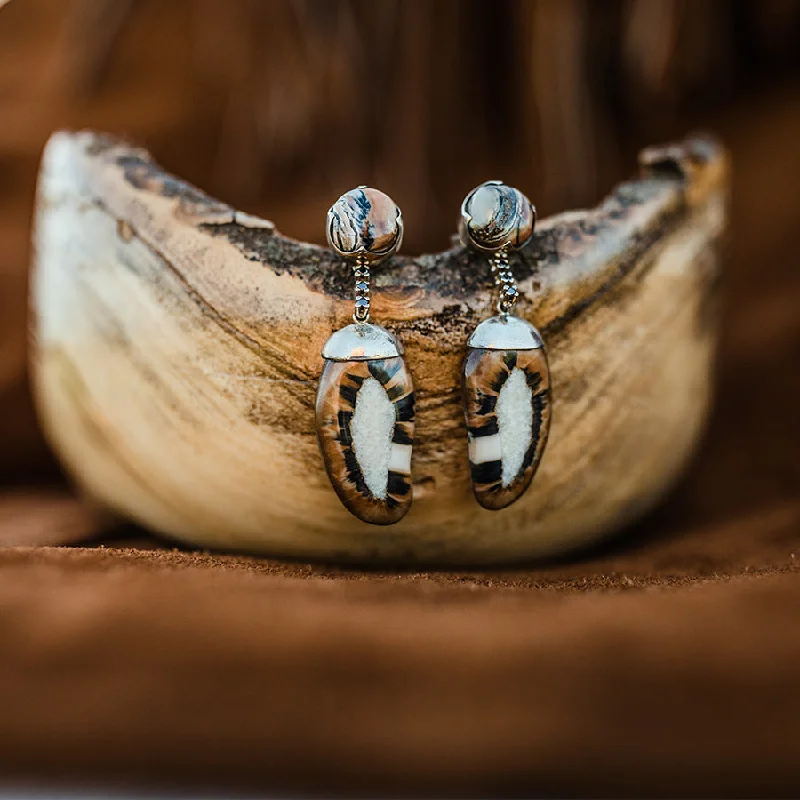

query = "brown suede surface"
[0, 3, 799, 794]
[0, 544, 797, 797]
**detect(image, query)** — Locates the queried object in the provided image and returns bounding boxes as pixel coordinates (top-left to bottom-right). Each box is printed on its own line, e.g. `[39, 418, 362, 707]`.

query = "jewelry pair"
[316, 184, 551, 526]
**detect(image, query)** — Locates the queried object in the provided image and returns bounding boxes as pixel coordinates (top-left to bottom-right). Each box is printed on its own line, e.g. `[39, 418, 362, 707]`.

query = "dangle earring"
[459, 181, 551, 510]
[315, 187, 415, 525]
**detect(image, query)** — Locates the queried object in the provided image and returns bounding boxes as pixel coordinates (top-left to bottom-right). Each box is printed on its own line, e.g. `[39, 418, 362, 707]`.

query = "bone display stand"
[31, 132, 727, 564]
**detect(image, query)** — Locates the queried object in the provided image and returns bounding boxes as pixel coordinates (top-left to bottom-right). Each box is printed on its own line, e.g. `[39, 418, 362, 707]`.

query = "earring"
[459, 181, 551, 510]
[315, 187, 415, 525]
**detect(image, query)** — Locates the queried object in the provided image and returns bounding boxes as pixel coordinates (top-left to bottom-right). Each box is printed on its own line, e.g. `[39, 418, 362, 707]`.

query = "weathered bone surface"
[30, 131, 726, 564]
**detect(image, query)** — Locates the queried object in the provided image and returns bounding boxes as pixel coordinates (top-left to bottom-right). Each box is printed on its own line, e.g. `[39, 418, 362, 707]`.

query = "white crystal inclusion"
[351, 377, 395, 499]
[496, 368, 533, 486]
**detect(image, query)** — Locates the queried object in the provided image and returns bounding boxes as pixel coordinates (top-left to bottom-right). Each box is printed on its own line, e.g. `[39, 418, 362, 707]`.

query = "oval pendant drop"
[462, 315, 551, 510]
[316, 324, 415, 525]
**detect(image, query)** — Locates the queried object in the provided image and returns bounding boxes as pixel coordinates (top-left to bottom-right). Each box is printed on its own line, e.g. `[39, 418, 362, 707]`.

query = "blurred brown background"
[0, 1, 800, 794]
[1, 0, 799, 487]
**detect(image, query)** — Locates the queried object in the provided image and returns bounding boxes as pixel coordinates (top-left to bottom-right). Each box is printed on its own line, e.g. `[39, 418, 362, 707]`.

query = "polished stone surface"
[327, 187, 403, 262]
[459, 180, 535, 253]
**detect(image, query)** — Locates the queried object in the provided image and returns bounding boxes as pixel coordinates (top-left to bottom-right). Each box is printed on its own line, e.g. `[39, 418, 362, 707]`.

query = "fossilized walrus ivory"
[31, 131, 726, 564]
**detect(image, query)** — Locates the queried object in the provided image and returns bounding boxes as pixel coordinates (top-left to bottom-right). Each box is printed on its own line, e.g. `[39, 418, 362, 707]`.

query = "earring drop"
[315, 187, 415, 525]
[459, 181, 551, 510]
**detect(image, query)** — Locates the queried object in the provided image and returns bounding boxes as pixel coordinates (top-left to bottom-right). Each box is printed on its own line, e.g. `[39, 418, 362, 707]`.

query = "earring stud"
[315, 187, 415, 525]
[459, 181, 551, 510]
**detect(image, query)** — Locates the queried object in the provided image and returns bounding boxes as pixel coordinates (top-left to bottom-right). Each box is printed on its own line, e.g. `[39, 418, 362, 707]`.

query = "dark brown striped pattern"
[462, 348, 551, 510]
[316, 356, 414, 525]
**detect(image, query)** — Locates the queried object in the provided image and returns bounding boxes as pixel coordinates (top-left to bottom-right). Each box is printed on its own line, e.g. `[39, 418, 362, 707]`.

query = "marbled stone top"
[327, 187, 403, 263]
[460, 181, 535, 253]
